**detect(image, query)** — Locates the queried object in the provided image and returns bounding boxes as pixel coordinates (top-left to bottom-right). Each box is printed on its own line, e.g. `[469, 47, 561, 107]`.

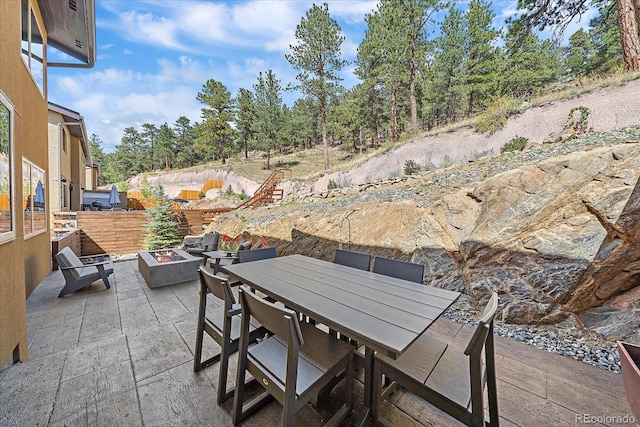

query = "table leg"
[354, 346, 374, 426]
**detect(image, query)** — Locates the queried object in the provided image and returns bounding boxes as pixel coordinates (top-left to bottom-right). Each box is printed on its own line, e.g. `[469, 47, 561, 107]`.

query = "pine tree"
[154, 123, 176, 170]
[173, 116, 197, 169]
[564, 28, 594, 78]
[235, 88, 255, 159]
[500, 21, 561, 99]
[143, 186, 180, 250]
[428, 6, 467, 125]
[286, 3, 346, 170]
[589, 3, 624, 74]
[195, 79, 235, 163]
[252, 70, 283, 170]
[464, 0, 500, 116]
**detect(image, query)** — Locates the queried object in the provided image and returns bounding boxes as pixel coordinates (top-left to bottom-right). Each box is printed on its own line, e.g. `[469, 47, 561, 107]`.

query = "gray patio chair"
[372, 292, 500, 427]
[237, 247, 277, 263]
[373, 256, 425, 284]
[186, 232, 219, 257]
[218, 240, 254, 286]
[328, 249, 371, 338]
[193, 267, 266, 404]
[333, 248, 371, 271]
[55, 247, 114, 298]
[232, 287, 354, 426]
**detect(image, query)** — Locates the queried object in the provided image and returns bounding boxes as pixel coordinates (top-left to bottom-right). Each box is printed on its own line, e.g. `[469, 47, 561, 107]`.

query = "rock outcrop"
[206, 141, 640, 342]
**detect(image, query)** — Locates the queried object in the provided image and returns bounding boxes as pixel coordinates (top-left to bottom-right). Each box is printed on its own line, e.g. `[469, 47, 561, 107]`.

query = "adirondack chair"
[186, 232, 219, 257]
[233, 287, 353, 426]
[55, 247, 114, 298]
[372, 292, 500, 427]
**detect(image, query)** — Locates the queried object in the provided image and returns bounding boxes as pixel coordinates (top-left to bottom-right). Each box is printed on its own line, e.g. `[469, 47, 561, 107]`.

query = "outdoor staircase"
[237, 168, 291, 209]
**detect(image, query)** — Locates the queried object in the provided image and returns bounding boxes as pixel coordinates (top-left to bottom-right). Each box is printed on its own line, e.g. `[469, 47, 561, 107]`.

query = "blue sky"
[46, 0, 595, 153]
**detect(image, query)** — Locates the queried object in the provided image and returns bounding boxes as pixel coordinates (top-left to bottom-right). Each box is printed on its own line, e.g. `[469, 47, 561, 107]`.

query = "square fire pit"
[138, 248, 200, 288]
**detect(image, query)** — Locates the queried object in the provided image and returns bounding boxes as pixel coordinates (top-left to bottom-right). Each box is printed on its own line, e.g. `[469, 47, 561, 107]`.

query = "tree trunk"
[410, 63, 418, 133]
[635, 0, 640, 37]
[390, 88, 398, 143]
[617, 0, 640, 71]
[321, 95, 329, 170]
[266, 147, 271, 170]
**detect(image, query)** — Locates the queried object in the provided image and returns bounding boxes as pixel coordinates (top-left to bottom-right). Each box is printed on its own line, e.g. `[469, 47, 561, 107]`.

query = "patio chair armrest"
[228, 306, 242, 317]
[59, 264, 82, 271]
[79, 254, 109, 262]
[82, 260, 111, 267]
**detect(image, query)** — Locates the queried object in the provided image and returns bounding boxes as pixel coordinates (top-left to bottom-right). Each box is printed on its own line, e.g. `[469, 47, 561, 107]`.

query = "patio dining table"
[222, 254, 460, 425]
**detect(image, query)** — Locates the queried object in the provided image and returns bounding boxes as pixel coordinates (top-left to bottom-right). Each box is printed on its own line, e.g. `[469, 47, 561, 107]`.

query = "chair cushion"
[377, 332, 472, 409]
[206, 304, 258, 341]
[248, 322, 353, 396]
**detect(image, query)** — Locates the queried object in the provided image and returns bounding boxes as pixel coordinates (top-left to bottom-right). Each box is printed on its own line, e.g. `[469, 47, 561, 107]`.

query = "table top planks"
[223, 254, 460, 358]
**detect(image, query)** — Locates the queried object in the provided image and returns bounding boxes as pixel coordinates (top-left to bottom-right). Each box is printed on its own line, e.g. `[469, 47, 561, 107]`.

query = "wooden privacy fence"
[51, 230, 82, 270]
[66, 208, 233, 256]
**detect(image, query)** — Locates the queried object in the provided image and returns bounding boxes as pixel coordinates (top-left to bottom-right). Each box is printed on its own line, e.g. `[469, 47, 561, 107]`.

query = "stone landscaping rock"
[207, 131, 640, 345]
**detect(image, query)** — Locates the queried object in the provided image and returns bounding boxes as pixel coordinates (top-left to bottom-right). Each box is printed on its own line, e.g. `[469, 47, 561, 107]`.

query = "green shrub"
[501, 136, 528, 154]
[327, 180, 338, 190]
[403, 159, 421, 175]
[475, 96, 520, 135]
[441, 155, 454, 168]
[565, 106, 590, 134]
[198, 191, 206, 199]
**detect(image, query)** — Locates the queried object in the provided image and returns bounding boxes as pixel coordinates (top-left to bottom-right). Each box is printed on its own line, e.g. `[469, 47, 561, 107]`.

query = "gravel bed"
[443, 299, 621, 373]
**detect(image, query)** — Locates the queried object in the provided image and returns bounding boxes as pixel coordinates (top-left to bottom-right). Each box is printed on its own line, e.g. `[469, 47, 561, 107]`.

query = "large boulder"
[207, 143, 640, 341]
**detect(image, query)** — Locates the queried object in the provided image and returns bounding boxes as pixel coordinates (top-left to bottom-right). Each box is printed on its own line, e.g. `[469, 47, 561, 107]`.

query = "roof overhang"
[38, 0, 96, 67]
[48, 102, 92, 165]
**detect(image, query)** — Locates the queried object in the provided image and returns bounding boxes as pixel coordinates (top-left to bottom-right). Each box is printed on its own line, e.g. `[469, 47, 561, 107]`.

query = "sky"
[46, 0, 597, 153]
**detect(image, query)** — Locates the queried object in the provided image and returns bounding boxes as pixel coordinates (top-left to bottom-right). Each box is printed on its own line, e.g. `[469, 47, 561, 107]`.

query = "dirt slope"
[128, 79, 640, 198]
[314, 79, 640, 190]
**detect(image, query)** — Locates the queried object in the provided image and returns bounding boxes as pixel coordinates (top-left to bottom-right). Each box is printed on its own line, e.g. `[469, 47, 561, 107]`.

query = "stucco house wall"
[0, 0, 53, 365]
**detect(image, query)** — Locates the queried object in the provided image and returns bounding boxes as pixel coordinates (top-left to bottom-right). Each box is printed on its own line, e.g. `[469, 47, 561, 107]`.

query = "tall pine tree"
[286, 3, 346, 170]
[195, 79, 235, 164]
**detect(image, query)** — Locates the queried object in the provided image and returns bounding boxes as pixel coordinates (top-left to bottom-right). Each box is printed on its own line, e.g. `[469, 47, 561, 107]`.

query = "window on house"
[21, 0, 45, 95]
[62, 182, 68, 209]
[0, 91, 15, 243]
[62, 128, 67, 154]
[23, 158, 46, 237]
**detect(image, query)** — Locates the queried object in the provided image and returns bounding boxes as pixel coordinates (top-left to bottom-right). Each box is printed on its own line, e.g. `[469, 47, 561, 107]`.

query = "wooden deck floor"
[0, 260, 633, 426]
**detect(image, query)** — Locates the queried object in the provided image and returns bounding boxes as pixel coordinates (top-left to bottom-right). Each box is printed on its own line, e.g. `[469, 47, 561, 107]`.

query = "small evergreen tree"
[143, 186, 181, 250]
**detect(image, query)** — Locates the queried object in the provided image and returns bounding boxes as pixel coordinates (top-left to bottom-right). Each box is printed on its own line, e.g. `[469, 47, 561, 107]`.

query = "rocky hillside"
[205, 127, 640, 344]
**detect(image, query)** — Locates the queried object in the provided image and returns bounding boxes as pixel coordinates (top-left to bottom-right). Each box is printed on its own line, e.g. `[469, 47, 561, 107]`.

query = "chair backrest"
[464, 292, 499, 357]
[55, 247, 84, 279]
[238, 247, 277, 263]
[199, 266, 235, 311]
[373, 256, 424, 283]
[202, 233, 219, 251]
[56, 247, 82, 268]
[333, 249, 371, 271]
[239, 287, 303, 348]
